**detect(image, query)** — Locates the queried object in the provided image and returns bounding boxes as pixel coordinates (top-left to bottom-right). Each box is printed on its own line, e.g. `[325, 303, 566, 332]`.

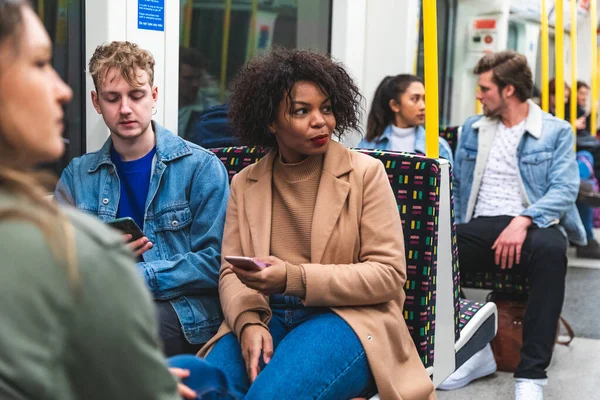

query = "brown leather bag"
[487, 292, 574, 372]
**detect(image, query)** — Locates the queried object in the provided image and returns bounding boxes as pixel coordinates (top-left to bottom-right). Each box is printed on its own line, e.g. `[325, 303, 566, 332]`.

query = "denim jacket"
[454, 100, 586, 246]
[55, 122, 230, 343]
[357, 125, 454, 164]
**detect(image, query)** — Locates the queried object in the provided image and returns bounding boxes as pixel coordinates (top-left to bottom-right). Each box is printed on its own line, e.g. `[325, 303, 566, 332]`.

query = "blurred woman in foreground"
[0, 1, 228, 398]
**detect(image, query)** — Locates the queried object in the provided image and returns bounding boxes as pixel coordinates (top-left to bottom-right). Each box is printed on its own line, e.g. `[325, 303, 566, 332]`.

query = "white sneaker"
[515, 378, 546, 400]
[437, 343, 497, 390]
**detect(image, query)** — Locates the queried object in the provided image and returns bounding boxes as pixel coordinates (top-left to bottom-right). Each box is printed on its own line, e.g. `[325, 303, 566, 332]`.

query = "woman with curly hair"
[199, 47, 434, 400]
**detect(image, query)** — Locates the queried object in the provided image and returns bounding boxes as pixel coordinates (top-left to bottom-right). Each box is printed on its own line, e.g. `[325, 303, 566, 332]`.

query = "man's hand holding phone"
[107, 217, 153, 257]
[125, 235, 153, 257]
[226, 256, 287, 295]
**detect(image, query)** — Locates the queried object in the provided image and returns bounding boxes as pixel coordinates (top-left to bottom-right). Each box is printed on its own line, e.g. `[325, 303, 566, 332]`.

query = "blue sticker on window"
[138, 0, 164, 32]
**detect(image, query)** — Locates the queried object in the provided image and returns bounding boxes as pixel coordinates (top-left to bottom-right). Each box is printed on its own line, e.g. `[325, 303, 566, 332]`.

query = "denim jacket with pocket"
[453, 100, 586, 246]
[55, 122, 229, 343]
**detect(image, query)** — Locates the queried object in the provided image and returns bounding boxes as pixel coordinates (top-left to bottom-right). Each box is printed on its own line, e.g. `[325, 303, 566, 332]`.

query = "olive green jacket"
[0, 190, 178, 400]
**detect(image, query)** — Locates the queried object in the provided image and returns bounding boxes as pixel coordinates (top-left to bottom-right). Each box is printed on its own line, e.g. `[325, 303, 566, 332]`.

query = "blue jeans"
[577, 201, 595, 241]
[168, 355, 235, 400]
[205, 307, 376, 399]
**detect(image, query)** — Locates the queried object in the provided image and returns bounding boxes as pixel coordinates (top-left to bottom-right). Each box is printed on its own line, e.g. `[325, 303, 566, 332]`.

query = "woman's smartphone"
[225, 256, 268, 271]
[107, 217, 145, 241]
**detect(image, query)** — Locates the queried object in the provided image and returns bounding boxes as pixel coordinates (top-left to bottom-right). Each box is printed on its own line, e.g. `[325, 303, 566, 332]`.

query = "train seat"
[210, 146, 497, 392]
[439, 126, 460, 156]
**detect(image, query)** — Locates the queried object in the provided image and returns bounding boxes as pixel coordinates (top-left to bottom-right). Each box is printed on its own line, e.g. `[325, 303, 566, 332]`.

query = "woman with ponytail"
[0, 1, 229, 398]
[359, 74, 453, 163]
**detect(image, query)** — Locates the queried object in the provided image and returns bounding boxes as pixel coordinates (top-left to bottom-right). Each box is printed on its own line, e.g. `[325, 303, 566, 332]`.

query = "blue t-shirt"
[110, 145, 156, 230]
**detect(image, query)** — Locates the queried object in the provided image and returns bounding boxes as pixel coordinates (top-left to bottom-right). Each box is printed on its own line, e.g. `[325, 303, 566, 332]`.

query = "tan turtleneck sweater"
[235, 153, 324, 336]
[271, 153, 324, 297]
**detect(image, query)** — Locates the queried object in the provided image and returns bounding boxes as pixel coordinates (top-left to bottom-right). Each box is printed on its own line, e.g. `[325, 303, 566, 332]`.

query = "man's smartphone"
[225, 256, 268, 271]
[107, 217, 145, 241]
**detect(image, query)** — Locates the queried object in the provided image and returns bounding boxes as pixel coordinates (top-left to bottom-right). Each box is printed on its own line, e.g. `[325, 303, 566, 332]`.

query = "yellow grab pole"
[219, 0, 233, 102]
[570, 0, 578, 132]
[182, 0, 193, 48]
[591, 0, 598, 136]
[423, 0, 440, 159]
[37, 0, 44, 20]
[555, 0, 565, 120]
[541, 0, 550, 112]
[247, 0, 260, 60]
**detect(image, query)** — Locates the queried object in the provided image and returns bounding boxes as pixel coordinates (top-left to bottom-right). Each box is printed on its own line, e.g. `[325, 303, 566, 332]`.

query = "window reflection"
[33, 0, 85, 177]
[178, 0, 331, 146]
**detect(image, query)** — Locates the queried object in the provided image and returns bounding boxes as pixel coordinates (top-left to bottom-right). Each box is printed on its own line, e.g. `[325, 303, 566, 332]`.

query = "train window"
[507, 22, 519, 51]
[178, 0, 332, 142]
[32, 0, 86, 177]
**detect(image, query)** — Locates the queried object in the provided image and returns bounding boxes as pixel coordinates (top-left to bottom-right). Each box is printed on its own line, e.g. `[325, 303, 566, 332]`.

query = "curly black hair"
[228, 47, 363, 147]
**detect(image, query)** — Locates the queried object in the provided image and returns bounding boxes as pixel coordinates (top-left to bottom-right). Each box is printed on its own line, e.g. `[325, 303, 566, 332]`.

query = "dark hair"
[365, 74, 423, 141]
[473, 50, 533, 102]
[0, 0, 29, 59]
[179, 47, 206, 70]
[577, 80, 590, 90]
[228, 46, 362, 147]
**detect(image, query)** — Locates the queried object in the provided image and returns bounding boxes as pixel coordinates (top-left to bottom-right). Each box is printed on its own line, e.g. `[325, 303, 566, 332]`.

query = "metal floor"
[437, 241, 600, 400]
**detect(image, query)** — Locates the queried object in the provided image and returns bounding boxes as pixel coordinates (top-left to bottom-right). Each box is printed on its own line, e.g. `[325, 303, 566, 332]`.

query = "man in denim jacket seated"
[55, 41, 229, 357]
[440, 51, 585, 400]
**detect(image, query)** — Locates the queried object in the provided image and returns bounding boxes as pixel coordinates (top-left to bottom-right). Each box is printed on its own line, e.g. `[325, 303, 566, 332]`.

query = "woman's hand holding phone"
[227, 255, 287, 295]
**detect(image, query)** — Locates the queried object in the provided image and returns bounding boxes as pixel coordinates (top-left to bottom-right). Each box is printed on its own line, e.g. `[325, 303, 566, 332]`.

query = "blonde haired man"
[56, 41, 229, 356]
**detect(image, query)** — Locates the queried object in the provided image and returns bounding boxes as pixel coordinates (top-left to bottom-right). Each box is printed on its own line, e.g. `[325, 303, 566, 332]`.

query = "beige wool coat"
[199, 141, 435, 400]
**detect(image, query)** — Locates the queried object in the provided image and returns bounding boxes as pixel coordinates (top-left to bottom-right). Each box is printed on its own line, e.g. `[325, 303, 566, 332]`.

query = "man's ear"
[152, 85, 158, 104]
[503, 84, 516, 99]
[91, 91, 102, 114]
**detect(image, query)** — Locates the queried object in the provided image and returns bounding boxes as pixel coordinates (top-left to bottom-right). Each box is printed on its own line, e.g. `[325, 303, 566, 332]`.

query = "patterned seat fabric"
[211, 146, 447, 369]
[439, 126, 459, 155]
[461, 270, 529, 293]
[457, 299, 485, 331]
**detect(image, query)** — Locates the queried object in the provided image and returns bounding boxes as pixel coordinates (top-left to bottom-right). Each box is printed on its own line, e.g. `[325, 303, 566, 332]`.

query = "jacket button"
[102, 198, 109, 205]
[171, 220, 179, 227]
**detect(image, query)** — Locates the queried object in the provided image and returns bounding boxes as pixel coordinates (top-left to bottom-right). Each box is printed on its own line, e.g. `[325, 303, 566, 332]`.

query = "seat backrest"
[439, 126, 459, 156]
[211, 146, 449, 369]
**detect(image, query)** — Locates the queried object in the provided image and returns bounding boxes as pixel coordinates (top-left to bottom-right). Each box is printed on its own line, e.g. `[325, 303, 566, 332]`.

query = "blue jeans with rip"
[204, 295, 376, 400]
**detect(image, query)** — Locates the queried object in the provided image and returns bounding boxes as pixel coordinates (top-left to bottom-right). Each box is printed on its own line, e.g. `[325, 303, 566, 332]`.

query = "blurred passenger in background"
[178, 47, 222, 143]
[358, 74, 453, 163]
[55, 41, 230, 357]
[0, 1, 222, 398]
[549, 79, 600, 259]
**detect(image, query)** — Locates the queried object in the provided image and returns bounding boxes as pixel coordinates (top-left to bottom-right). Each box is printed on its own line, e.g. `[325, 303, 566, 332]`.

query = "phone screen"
[225, 256, 267, 271]
[107, 217, 144, 241]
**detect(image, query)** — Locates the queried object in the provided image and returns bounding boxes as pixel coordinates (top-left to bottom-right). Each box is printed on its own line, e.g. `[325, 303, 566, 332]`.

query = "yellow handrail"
[423, 0, 440, 159]
[247, 0, 260, 60]
[570, 0, 578, 133]
[182, 0, 193, 48]
[555, 0, 565, 120]
[541, 0, 550, 112]
[37, 0, 44, 21]
[591, 0, 598, 136]
[219, 0, 233, 102]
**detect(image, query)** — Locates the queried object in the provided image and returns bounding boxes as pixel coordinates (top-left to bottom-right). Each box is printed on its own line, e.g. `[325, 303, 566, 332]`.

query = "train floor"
[437, 232, 600, 400]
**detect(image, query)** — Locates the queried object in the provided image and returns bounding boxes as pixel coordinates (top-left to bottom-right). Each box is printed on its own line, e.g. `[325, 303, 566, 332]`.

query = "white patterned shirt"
[474, 120, 526, 218]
